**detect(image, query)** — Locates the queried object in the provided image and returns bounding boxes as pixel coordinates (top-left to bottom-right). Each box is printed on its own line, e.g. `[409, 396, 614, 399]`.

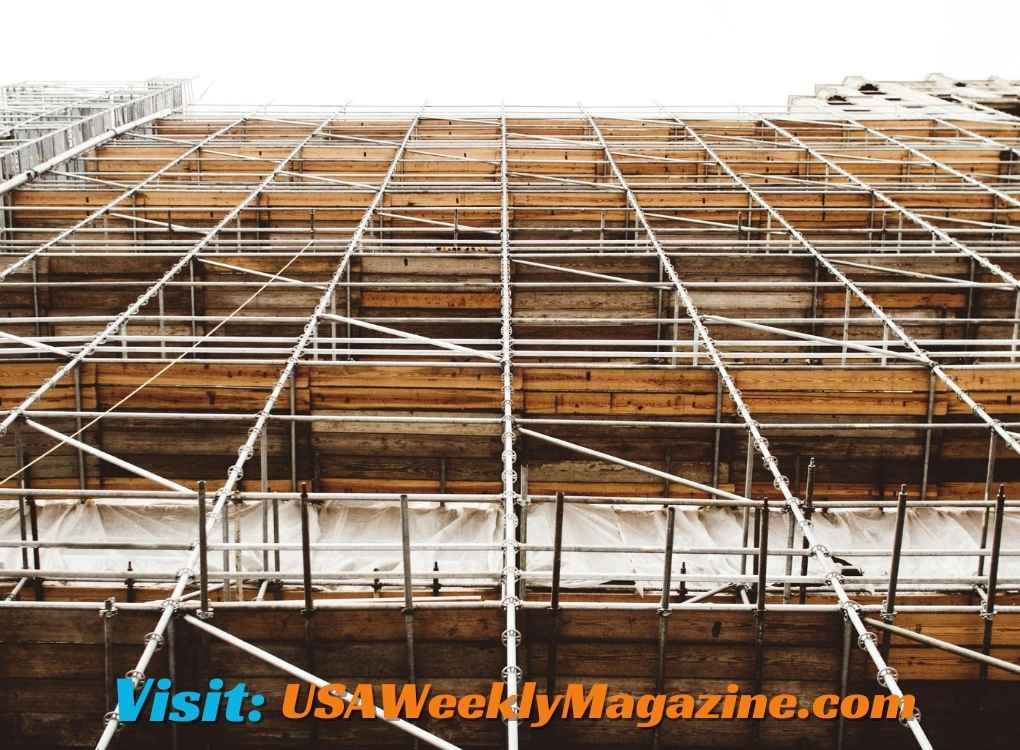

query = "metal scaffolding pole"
[3, 99, 1020, 750]
[845, 117, 1020, 212]
[0, 115, 248, 283]
[24, 418, 190, 493]
[399, 492, 418, 717]
[0, 112, 332, 437]
[792, 114, 1020, 327]
[498, 108, 522, 750]
[0, 82, 183, 195]
[865, 616, 1020, 677]
[520, 426, 752, 503]
[749, 116, 1020, 459]
[596, 109, 933, 749]
[91, 105, 411, 749]
[980, 484, 1008, 683]
[881, 485, 910, 659]
[182, 613, 463, 750]
[652, 505, 676, 750]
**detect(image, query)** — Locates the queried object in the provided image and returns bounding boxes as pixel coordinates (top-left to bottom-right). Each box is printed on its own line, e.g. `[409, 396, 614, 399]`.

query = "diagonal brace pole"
[24, 418, 190, 494]
[183, 614, 463, 750]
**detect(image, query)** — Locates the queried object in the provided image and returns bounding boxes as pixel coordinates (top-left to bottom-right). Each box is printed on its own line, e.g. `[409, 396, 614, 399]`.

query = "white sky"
[4, 0, 1019, 107]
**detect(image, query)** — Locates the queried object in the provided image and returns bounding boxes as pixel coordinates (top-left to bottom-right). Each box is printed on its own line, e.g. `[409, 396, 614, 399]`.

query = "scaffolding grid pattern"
[2, 77, 1020, 749]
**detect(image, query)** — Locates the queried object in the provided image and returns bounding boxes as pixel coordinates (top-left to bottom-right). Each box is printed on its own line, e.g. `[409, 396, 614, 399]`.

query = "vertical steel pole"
[740, 435, 754, 574]
[272, 494, 281, 576]
[233, 494, 243, 601]
[547, 491, 565, 697]
[963, 258, 977, 344]
[979, 485, 1006, 683]
[655, 264, 664, 352]
[799, 458, 816, 605]
[15, 430, 29, 571]
[345, 262, 352, 360]
[289, 376, 299, 491]
[299, 482, 314, 615]
[652, 506, 676, 750]
[752, 498, 769, 747]
[220, 490, 230, 602]
[399, 494, 418, 691]
[518, 465, 529, 601]
[978, 431, 998, 576]
[550, 491, 565, 612]
[101, 597, 116, 713]
[299, 482, 317, 747]
[497, 111, 522, 750]
[260, 432, 270, 574]
[840, 289, 851, 365]
[809, 261, 821, 347]
[125, 562, 135, 604]
[711, 374, 722, 488]
[919, 374, 936, 500]
[672, 294, 681, 365]
[751, 505, 761, 582]
[783, 505, 796, 603]
[167, 614, 179, 750]
[73, 366, 88, 490]
[836, 615, 852, 750]
[881, 484, 909, 659]
[30, 259, 41, 340]
[330, 287, 338, 361]
[196, 481, 210, 617]
[188, 259, 198, 339]
[27, 497, 42, 600]
[158, 288, 167, 360]
[755, 500, 769, 609]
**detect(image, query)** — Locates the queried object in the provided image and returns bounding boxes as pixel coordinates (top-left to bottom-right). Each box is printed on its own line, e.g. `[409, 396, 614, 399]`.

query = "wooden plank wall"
[2, 361, 1016, 500]
[2, 604, 1019, 749]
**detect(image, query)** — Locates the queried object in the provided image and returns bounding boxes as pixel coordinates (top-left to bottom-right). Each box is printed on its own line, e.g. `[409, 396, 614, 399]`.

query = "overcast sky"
[4, 1, 1019, 107]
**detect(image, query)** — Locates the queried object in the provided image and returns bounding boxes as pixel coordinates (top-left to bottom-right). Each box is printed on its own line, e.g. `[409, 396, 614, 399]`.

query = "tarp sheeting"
[1, 500, 1017, 590]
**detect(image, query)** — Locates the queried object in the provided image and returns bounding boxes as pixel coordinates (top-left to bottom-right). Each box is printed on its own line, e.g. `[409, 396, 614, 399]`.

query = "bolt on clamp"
[898, 706, 922, 726]
[876, 666, 898, 687]
[824, 571, 845, 586]
[501, 665, 523, 682]
[857, 631, 878, 650]
[99, 599, 118, 618]
[143, 632, 165, 650]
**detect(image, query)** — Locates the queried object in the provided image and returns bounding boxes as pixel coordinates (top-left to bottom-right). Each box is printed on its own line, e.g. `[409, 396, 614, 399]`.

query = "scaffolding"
[1, 77, 1020, 749]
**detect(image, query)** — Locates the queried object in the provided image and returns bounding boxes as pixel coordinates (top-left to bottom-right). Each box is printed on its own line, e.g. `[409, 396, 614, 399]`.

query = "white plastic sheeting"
[524, 504, 1020, 589]
[0, 499, 1017, 590]
[0, 500, 501, 580]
